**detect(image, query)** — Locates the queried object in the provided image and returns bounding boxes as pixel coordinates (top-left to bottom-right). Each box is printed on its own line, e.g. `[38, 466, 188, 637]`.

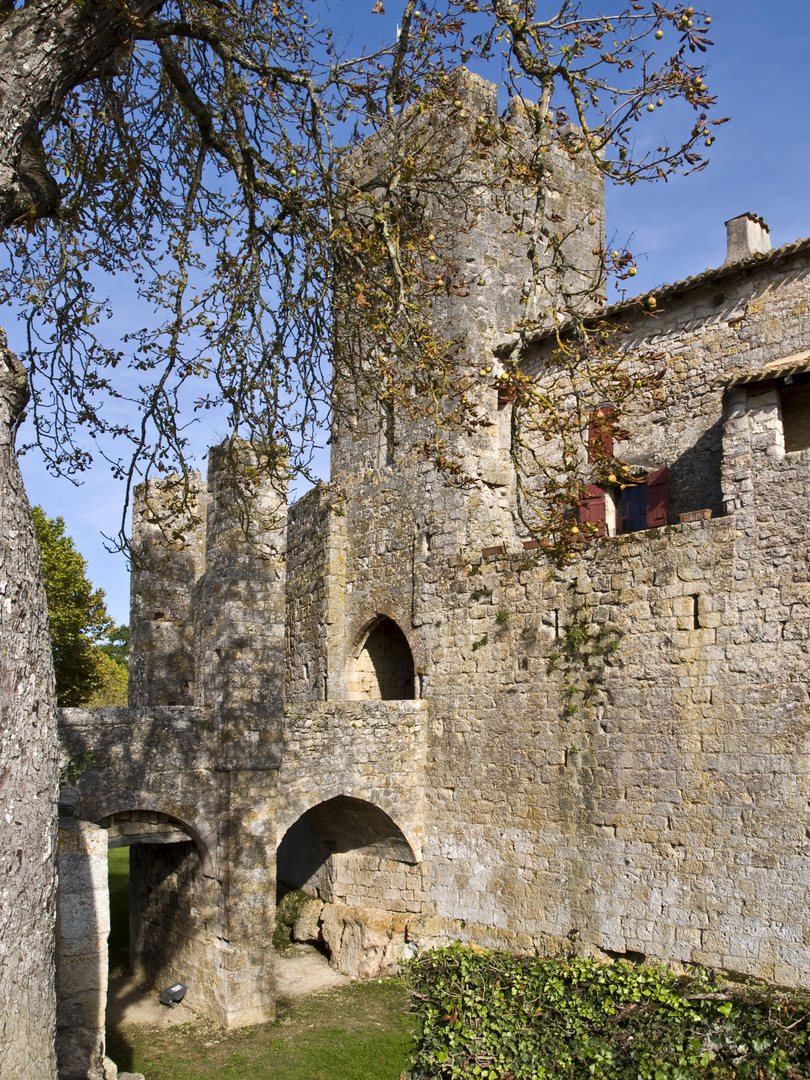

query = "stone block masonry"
[55, 72, 810, 1037]
[417, 517, 810, 984]
[279, 226, 810, 984]
[56, 817, 109, 1080]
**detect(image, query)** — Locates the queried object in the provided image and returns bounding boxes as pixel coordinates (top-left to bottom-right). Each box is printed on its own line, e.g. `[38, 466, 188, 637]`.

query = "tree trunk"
[0, 0, 166, 226]
[0, 1, 171, 1071]
[0, 333, 58, 1078]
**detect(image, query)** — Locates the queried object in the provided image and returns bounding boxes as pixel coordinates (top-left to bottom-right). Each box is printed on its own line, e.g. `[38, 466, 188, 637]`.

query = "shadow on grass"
[106, 846, 141, 1072]
[110, 978, 416, 1080]
[105, 852, 415, 1079]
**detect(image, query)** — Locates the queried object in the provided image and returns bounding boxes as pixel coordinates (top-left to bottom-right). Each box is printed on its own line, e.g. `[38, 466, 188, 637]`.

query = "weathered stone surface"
[58, 440, 286, 1029]
[320, 903, 411, 977]
[293, 899, 324, 942]
[54, 75, 810, 1049]
[56, 817, 108, 1080]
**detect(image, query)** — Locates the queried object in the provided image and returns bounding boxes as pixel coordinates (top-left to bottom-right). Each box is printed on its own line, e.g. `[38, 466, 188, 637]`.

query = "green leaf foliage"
[32, 506, 124, 706]
[85, 650, 129, 707]
[405, 945, 810, 1080]
[98, 624, 129, 670]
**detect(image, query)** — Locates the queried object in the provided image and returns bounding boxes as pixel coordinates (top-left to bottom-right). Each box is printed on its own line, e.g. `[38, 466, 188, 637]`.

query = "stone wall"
[285, 484, 334, 703]
[278, 239, 810, 987]
[58, 705, 275, 1026]
[330, 69, 605, 551]
[290, 493, 809, 984]
[278, 700, 428, 858]
[57, 92, 810, 1012]
[129, 475, 207, 708]
[412, 517, 808, 982]
[56, 817, 108, 1080]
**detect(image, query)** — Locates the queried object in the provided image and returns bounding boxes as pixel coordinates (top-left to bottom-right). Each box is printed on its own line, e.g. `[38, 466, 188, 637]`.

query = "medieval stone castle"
[57, 71, 810, 1076]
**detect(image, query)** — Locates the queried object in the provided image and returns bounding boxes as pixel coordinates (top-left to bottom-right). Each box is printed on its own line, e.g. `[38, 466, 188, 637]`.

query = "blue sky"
[17, 0, 810, 624]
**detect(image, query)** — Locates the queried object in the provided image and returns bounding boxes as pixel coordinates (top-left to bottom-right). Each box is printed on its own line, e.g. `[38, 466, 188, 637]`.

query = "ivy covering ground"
[405, 946, 810, 1080]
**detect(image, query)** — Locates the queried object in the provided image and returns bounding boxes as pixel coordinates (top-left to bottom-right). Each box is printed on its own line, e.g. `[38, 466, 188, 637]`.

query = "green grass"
[108, 846, 130, 976]
[107, 977, 417, 1080]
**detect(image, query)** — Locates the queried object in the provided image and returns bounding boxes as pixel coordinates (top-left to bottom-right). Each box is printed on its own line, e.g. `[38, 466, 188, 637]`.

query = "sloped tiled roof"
[494, 235, 810, 355]
[728, 349, 810, 386]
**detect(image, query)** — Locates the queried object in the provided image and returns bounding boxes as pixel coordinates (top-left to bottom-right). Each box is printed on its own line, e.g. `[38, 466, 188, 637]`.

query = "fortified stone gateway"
[57, 72, 810, 1076]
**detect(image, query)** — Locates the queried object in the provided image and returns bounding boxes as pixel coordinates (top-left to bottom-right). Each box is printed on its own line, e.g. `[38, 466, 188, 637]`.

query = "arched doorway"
[99, 810, 216, 1017]
[346, 617, 415, 700]
[276, 796, 423, 976]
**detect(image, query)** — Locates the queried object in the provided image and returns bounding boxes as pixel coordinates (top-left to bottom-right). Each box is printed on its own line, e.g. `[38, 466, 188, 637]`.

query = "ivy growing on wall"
[406, 945, 810, 1080]
[547, 611, 621, 719]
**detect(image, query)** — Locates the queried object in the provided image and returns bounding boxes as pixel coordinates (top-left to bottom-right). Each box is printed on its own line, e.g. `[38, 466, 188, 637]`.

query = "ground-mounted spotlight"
[159, 983, 188, 1007]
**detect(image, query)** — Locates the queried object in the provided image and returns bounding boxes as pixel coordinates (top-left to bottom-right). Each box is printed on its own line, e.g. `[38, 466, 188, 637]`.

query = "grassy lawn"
[106, 977, 416, 1079]
[107, 846, 130, 977]
[105, 848, 417, 1079]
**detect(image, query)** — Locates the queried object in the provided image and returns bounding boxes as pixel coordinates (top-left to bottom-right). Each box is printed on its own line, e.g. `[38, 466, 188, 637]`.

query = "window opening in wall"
[780, 380, 810, 452]
[692, 594, 701, 629]
[618, 483, 647, 534]
[578, 468, 669, 536]
[347, 617, 415, 700]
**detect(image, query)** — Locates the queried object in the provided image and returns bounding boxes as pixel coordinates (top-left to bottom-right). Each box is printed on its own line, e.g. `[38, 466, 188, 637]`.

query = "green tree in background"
[99, 625, 130, 670]
[89, 624, 130, 706]
[31, 507, 127, 706]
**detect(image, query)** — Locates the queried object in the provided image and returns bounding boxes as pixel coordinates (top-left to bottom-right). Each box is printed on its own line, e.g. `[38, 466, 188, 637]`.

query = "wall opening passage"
[98, 811, 215, 1020]
[277, 795, 420, 915]
[276, 797, 423, 976]
[347, 617, 415, 700]
[780, 380, 810, 452]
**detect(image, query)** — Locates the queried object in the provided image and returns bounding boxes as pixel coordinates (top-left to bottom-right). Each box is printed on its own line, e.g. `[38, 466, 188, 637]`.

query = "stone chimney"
[724, 212, 771, 264]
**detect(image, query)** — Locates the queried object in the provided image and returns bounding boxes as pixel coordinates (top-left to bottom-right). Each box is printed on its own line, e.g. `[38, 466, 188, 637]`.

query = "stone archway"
[346, 617, 415, 700]
[276, 795, 424, 977]
[97, 809, 218, 1013]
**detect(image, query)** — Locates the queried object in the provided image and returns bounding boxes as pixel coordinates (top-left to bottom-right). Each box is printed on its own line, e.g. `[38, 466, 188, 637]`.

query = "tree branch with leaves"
[0, 0, 722, 553]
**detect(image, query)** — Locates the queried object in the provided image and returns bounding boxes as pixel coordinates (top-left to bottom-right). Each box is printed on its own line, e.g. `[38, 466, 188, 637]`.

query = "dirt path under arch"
[106, 943, 350, 1029]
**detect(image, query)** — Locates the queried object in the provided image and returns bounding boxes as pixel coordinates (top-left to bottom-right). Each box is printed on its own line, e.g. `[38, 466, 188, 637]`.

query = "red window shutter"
[578, 484, 605, 536]
[646, 468, 669, 528]
[587, 407, 615, 463]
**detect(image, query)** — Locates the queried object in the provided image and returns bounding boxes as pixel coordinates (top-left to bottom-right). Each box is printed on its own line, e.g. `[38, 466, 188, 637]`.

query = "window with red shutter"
[587, 406, 615, 463]
[578, 484, 606, 536]
[645, 467, 669, 528]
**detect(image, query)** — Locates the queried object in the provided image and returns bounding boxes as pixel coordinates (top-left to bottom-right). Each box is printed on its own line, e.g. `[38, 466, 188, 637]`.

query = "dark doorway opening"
[348, 618, 415, 700]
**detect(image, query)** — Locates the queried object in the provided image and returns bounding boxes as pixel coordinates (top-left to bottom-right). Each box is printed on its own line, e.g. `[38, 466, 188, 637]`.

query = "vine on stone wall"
[547, 612, 620, 719]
